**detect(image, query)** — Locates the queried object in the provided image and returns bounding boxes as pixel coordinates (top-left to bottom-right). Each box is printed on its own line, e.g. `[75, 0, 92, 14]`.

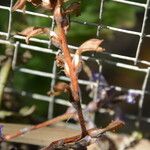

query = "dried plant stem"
[42, 120, 125, 150]
[75, 101, 88, 137]
[54, 0, 88, 137]
[58, 23, 88, 136]
[4, 112, 76, 141]
[55, 0, 79, 101]
[58, 25, 88, 135]
[57, 20, 79, 101]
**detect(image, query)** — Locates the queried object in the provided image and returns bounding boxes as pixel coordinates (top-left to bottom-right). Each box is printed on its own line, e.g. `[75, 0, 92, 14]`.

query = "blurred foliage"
[103, 2, 139, 27]
[0, 0, 145, 123]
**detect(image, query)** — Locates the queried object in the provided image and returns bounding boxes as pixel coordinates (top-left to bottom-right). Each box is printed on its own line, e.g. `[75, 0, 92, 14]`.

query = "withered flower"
[12, 0, 27, 11]
[18, 26, 61, 47]
[64, 2, 81, 16]
[12, 0, 57, 11]
[18, 27, 50, 44]
[64, 39, 105, 77]
[47, 82, 70, 96]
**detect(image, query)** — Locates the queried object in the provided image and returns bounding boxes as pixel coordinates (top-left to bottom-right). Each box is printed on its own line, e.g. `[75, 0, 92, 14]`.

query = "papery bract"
[18, 26, 61, 47]
[18, 27, 49, 44]
[64, 2, 81, 16]
[76, 39, 105, 55]
[13, 0, 57, 11]
[12, 0, 27, 11]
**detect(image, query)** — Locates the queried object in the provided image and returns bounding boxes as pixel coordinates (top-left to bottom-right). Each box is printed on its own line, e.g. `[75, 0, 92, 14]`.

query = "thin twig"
[42, 120, 125, 150]
[4, 112, 76, 141]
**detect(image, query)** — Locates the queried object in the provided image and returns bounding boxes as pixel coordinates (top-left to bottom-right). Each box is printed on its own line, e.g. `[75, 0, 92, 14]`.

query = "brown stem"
[66, 85, 88, 137]
[42, 134, 81, 150]
[4, 112, 75, 141]
[42, 120, 125, 150]
[75, 101, 88, 137]
[54, 0, 79, 101]
[58, 25, 79, 101]
[54, 0, 88, 138]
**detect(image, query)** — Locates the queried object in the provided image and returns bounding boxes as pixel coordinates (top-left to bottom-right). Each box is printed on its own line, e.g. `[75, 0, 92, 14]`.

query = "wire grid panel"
[0, 0, 150, 128]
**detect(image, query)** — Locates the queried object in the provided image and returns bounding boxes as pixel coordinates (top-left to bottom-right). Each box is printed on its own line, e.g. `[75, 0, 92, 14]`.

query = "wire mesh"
[0, 0, 150, 130]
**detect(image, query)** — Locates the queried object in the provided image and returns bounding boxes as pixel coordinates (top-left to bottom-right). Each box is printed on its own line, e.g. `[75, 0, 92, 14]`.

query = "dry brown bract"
[18, 27, 49, 44]
[76, 39, 105, 55]
[64, 2, 81, 16]
[18, 26, 61, 47]
[12, 0, 27, 11]
[42, 120, 125, 150]
[12, 0, 57, 11]
[65, 39, 105, 77]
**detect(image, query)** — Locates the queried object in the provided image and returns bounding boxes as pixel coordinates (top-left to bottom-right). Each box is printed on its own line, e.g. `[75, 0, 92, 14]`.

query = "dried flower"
[12, 0, 27, 11]
[65, 39, 105, 77]
[12, 0, 57, 11]
[47, 82, 70, 96]
[40, 0, 57, 10]
[64, 2, 81, 16]
[76, 39, 105, 55]
[55, 51, 65, 68]
[18, 26, 61, 48]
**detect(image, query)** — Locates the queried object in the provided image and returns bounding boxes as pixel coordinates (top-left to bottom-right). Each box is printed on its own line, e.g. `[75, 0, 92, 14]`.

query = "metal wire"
[0, 0, 150, 128]
[7, 0, 13, 40]
[135, 0, 150, 64]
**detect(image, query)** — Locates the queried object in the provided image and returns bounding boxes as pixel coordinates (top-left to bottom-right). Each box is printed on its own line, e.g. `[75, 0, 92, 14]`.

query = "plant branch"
[42, 120, 125, 150]
[53, 0, 88, 137]
[3, 112, 75, 141]
[54, 0, 79, 101]
[74, 101, 88, 137]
